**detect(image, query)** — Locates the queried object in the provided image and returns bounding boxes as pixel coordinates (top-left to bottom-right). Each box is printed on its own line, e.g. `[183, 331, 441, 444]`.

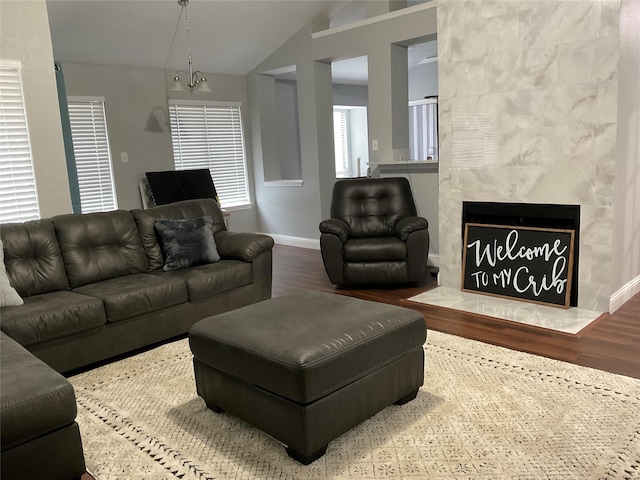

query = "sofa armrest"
[215, 231, 274, 262]
[395, 216, 429, 241]
[319, 219, 351, 244]
[0, 333, 78, 450]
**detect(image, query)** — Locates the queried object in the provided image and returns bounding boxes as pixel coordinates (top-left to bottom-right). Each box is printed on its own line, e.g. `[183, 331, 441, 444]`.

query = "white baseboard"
[610, 275, 640, 313]
[265, 233, 320, 250]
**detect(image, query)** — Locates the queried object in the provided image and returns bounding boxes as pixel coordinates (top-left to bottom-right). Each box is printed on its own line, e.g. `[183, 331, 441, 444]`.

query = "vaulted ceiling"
[46, 0, 436, 85]
[46, 0, 353, 75]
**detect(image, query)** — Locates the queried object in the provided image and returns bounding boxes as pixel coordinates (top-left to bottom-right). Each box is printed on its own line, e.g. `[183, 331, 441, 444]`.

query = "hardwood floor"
[272, 244, 640, 379]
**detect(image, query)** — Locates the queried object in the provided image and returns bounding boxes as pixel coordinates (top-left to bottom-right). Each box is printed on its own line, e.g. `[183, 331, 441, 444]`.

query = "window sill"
[372, 159, 438, 166]
[264, 180, 304, 187]
[222, 203, 253, 212]
[371, 160, 438, 174]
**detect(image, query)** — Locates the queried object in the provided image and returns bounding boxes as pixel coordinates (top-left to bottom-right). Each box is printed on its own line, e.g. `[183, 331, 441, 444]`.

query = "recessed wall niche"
[257, 66, 302, 182]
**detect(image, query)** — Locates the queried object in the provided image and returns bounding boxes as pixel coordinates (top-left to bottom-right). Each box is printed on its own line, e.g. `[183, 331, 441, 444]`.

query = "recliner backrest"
[330, 177, 418, 238]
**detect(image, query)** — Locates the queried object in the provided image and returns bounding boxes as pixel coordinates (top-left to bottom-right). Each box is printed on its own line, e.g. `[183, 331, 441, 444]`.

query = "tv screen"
[145, 169, 218, 206]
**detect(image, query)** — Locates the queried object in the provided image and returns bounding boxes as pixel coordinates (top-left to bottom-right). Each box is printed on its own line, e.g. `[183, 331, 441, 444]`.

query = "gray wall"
[612, 0, 640, 309]
[275, 79, 302, 180]
[333, 84, 369, 106]
[61, 63, 258, 232]
[248, 4, 438, 245]
[409, 62, 438, 100]
[0, 0, 72, 218]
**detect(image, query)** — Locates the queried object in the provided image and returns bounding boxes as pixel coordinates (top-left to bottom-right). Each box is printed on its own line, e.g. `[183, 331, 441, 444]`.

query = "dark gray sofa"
[0, 198, 273, 479]
[0, 198, 274, 373]
[1, 332, 86, 480]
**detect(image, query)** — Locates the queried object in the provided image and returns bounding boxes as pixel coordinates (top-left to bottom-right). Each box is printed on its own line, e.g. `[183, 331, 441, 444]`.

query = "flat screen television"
[145, 169, 219, 206]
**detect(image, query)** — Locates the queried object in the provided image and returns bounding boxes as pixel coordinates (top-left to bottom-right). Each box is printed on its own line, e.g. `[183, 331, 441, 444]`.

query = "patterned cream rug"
[70, 331, 640, 480]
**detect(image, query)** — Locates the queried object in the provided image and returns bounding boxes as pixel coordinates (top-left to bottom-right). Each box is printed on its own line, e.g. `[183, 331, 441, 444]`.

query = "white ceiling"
[46, 0, 436, 85]
[47, 0, 353, 74]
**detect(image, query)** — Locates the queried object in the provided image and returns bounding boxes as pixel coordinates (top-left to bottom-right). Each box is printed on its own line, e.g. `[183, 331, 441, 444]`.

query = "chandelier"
[171, 0, 211, 93]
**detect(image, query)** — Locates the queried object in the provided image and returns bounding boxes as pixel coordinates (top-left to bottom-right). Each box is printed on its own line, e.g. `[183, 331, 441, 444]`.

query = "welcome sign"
[462, 223, 575, 308]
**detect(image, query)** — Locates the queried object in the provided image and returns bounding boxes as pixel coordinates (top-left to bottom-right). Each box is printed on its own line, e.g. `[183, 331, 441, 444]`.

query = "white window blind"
[169, 100, 249, 208]
[333, 110, 349, 175]
[0, 65, 40, 223]
[409, 98, 438, 162]
[67, 97, 117, 213]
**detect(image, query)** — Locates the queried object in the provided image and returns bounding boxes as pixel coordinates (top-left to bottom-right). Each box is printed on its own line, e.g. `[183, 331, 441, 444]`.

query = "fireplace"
[462, 202, 580, 307]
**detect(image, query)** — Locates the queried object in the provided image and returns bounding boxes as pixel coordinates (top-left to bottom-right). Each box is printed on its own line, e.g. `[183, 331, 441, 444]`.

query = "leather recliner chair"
[319, 177, 430, 286]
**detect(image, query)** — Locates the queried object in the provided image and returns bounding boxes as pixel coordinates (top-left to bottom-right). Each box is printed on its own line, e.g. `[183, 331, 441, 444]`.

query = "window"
[169, 100, 250, 208]
[0, 64, 40, 223]
[333, 106, 369, 178]
[67, 97, 117, 213]
[333, 109, 349, 176]
[409, 97, 438, 162]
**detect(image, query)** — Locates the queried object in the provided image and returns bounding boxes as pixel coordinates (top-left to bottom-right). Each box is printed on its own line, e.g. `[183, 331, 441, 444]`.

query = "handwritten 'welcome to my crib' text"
[466, 229, 568, 298]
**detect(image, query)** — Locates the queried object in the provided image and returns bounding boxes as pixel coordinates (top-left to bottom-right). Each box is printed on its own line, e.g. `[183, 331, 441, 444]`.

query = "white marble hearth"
[408, 287, 604, 334]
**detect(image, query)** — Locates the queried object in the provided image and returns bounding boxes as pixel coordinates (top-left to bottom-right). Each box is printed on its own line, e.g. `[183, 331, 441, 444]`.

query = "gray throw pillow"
[154, 216, 220, 271]
[0, 238, 24, 307]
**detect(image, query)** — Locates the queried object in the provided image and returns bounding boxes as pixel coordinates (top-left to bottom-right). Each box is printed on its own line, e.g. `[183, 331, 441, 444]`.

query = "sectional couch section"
[0, 198, 274, 373]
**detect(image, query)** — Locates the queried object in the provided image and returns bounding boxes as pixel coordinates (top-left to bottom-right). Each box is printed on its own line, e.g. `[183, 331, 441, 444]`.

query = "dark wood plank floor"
[273, 244, 640, 379]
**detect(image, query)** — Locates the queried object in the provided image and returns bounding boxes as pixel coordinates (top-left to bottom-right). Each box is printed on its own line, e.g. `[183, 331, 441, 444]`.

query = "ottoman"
[189, 290, 427, 464]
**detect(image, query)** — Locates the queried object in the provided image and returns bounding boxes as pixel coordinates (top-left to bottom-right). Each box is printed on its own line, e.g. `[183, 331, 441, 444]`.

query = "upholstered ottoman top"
[189, 290, 426, 404]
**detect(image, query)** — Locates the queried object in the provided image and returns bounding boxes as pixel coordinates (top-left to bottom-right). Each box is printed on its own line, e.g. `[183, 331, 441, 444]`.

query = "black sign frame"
[461, 223, 575, 308]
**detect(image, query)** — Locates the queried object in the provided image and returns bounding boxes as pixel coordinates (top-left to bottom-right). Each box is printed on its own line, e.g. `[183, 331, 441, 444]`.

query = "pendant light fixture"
[171, 0, 211, 93]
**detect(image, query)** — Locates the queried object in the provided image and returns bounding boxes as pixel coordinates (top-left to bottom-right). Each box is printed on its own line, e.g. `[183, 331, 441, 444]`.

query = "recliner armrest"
[319, 219, 351, 244]
[215, 231, 274, 262]
[395, 216, 429, 241]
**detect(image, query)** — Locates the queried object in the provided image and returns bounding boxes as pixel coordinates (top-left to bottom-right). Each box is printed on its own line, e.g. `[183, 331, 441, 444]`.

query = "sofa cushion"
[0, 332, 78, 451]
[0, 219, 69, 297]
[155, 216, 220, 271]
[0, 291, 106, 347]
[73, 273, 188, 324]
[53, 210, 148, 288]
[131, 199, 227, 271]
[151, 260, 252, 302]
[343, 237, 407, 262]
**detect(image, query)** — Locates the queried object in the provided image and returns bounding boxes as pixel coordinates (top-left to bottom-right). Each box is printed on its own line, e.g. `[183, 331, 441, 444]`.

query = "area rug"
[70, 332, 640, 480]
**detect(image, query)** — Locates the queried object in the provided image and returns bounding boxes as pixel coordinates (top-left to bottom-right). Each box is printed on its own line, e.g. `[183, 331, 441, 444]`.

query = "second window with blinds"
[67, 96, 118, 213]
[408, 97, 438, 162]
[168, 100, 250, 209]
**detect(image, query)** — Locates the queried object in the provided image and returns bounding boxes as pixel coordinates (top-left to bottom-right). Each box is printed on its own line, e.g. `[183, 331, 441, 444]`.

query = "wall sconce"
[145, 106, 168, 133]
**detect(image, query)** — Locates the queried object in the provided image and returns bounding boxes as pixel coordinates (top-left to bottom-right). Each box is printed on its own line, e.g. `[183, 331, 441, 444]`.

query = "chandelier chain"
[183, 3, 192, 62]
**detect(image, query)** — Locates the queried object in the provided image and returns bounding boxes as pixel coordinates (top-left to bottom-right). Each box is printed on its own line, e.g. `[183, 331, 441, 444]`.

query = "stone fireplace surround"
[435, 0, 619, 316]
